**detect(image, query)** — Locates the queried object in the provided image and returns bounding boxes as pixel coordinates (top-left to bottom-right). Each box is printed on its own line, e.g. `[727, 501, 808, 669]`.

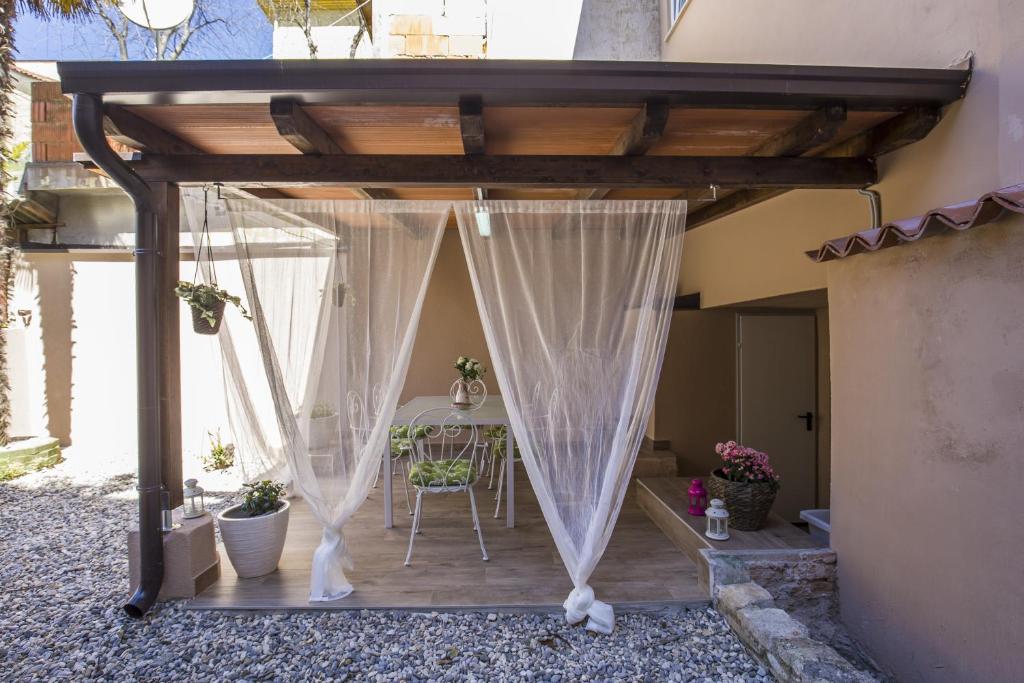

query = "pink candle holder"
[687, 478, 708, 516]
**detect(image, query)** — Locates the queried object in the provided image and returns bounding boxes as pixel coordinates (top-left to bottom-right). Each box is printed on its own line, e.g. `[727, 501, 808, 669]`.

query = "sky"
[13, 1, 274, 61]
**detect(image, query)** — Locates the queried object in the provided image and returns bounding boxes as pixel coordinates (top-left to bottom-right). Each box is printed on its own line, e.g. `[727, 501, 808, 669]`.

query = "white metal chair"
[404, 407, 488, 566]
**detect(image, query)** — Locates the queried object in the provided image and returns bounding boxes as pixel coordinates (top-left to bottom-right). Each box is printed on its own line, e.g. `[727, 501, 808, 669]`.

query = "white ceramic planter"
[217, 500, 290, 578]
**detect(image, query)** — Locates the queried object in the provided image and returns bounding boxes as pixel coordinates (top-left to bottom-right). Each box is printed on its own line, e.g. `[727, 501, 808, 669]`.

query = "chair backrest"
[406, 407, 480, 488]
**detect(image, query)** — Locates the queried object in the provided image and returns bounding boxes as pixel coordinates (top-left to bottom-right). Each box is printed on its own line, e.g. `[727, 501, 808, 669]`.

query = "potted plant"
[452, 356, 486, 408]
[706, 441, 780, 531]
[217, 480, 290, 578]
[174, 281, 252, 335]
[308, 402, 339, 450]
[202, 430, 236, 472]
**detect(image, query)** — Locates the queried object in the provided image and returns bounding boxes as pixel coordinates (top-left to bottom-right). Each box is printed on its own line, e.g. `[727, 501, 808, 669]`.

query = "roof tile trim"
[807, 183, 1024, 262]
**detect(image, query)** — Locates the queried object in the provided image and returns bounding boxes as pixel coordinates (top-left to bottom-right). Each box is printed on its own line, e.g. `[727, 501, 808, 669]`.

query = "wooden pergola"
[57, 58, 969, 616]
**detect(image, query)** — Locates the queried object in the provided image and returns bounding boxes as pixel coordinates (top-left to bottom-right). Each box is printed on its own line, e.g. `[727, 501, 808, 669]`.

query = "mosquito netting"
[455, 201, 686, 632]
[183, 196, 685, 627]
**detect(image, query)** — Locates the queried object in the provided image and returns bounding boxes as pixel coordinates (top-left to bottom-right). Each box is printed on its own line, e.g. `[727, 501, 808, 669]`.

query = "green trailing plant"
[239, 480, 286, 517]
[202, 430, 235, 472]
[174, 281, 251, 327]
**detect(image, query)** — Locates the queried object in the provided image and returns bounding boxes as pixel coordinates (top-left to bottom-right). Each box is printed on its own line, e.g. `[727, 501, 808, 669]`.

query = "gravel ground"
[0, 463, 771, 682]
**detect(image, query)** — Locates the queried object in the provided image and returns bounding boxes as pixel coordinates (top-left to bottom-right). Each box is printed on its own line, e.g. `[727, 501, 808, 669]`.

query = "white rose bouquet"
[454, 356, 486, 382]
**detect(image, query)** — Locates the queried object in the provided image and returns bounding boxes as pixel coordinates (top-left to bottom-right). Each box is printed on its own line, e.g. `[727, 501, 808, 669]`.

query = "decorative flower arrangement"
[454, 356, 486, 382]
[714, 441, 779, 485]
[239, 480, 287, 517]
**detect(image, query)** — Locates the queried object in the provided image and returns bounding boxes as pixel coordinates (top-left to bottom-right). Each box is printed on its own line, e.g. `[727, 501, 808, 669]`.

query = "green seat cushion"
[408, 459, 477, 487]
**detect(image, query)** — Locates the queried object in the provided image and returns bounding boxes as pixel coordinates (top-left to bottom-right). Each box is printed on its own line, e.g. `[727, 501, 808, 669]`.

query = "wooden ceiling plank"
[581, 100, 670, 200]
[459, 95, 488, 199]
[125, 154, 876, 189]
[103, 105, 203, 155]
[269, 97, 388, 199]
[751, 103, 847, 157]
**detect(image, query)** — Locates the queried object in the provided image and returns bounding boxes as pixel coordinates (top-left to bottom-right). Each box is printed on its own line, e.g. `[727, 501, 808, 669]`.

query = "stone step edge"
[715, 581, 881, 683]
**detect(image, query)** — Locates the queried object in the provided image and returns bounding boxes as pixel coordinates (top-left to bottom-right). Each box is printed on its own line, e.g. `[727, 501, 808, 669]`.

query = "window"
[668, 0, 690, 25]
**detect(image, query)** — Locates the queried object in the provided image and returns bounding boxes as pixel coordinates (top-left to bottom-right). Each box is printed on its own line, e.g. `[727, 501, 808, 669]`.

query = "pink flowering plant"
[715, 441, 780, 487]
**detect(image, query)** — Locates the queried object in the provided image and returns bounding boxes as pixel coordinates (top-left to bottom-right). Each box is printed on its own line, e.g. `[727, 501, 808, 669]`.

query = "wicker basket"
[191, 299, 226, 335]
[707, 469, 779, 531]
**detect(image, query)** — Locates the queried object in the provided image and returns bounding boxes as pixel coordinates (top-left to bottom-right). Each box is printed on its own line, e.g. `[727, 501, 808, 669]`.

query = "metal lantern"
[183, 478, 206, 519]
[687, 478, 708, 516]
[705, 499, 730, 541]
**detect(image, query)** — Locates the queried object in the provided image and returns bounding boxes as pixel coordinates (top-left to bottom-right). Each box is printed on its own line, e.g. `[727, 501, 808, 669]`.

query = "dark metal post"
[72, 93, 165, 618]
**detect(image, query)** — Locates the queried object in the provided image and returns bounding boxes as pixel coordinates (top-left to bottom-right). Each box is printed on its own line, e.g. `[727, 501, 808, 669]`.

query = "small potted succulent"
[308, 402, 339, 450]
[451, 356, 486, 409]
[707, 441, 780, 531]
[217, 480, 290, 578]
[175, 281, 252, 335]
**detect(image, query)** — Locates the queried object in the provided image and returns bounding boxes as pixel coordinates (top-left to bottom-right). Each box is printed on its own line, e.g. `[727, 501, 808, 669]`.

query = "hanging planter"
[176, 186, 251, 335]
[175, 281, 250, 335]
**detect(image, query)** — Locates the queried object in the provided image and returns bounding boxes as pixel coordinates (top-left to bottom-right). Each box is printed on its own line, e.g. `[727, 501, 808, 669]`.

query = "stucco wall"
[661, 1, 1024, 679]
[828, 218, 1024, 682]
[574, 0, 660, 61]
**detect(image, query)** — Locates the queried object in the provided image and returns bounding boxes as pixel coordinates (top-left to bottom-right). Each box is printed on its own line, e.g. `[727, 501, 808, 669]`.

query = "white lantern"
[183, 478, 206, 519]
[705, 499, 730, 541]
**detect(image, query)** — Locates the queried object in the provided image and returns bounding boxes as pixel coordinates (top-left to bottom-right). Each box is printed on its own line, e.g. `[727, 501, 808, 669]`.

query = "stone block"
[435, 14, 486, 35]
[716, 581, 775, 613]
[734, 606, 810, 654]
[128, 510, 220, 601]
[388, 35, 407, 56]
[405, 34, 449, 57]
[448, 35, 485, 57]
[389, 14, 434, 35]
[771, 637, 881, 683]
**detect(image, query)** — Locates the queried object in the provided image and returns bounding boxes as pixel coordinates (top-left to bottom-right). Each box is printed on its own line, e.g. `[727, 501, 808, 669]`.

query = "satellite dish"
[118, 0, 195, 30]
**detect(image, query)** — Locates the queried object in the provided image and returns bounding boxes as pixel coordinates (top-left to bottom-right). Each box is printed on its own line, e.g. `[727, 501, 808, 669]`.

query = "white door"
[737, 315, 817, 522]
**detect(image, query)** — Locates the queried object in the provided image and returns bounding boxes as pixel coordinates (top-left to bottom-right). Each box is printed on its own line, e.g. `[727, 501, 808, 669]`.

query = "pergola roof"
[58, 59, 970, 228]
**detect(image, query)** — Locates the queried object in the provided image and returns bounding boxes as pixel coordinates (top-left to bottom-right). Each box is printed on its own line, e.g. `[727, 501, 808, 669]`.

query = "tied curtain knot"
[563, 584, 615, 635]
[309, 526, 355, 602]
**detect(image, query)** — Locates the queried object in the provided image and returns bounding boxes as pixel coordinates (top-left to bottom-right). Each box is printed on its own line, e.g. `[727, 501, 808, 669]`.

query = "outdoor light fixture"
[687, 478, 708, 516]
[183, 478, 206, 519]
[475, 211, 492, 237]
[705, 499, 730, 541]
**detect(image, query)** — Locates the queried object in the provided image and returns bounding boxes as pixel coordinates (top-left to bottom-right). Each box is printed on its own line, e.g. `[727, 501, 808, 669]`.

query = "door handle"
[797, 412, 814, 431]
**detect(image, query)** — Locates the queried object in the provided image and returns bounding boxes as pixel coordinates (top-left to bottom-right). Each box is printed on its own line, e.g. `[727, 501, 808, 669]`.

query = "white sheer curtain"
[222, 199, 448, 601]
[455, 200, 686, 633]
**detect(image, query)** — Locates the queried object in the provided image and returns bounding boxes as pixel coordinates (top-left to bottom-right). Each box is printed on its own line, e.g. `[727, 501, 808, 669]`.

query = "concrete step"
[631, 448, 678, 479]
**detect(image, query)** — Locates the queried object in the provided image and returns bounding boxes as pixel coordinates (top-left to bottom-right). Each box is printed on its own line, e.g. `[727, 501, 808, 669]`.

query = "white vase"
[217, 500, 290, 578]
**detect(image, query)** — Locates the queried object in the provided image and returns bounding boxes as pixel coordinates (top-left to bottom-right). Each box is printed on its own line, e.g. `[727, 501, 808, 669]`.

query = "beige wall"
[403, 229, 494, 403]
[828, 218, 1024, 682]
[661, 1, 1024, 679]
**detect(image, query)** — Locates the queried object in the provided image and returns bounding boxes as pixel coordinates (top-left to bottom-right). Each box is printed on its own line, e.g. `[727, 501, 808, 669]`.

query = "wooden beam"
[580, 100, 670, 200]
[269, 97, 345, 155]
[126, 154, 876, 189]
[751, 103, 847, 157]
[459, 96, 488, 199]
[152, 182, 182, 507]
[458, 96, 486, 155]
[269, 97, 388, 200]
[104, 105, 202, 155]
[686, 106, 940, 229]
[674, 292, 701, 310]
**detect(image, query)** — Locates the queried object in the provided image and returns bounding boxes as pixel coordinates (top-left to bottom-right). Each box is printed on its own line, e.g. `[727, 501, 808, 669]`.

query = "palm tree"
[0, 0, 94, 445]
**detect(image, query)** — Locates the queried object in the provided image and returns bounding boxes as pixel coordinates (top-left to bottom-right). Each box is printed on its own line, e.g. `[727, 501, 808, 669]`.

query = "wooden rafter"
[103, 105, 202, 155]
[268, 97, 388, 200]
[459, 96, 488, 200]
[685, 106, 940, 230]
[580, 100, 670, 200]
[123, 154, 876, 188]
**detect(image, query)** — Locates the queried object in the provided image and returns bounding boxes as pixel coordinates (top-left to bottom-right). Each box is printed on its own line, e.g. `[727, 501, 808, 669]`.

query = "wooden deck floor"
[190, 464, 707, 612]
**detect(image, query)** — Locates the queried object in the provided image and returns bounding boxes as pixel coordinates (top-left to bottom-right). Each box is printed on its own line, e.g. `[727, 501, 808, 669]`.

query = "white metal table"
[384, 395, 517, 529]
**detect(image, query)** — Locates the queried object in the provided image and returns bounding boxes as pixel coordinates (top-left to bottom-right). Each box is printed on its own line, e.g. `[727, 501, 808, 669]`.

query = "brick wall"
[381, 0, 486, 58]
[30, 81, 80, 162]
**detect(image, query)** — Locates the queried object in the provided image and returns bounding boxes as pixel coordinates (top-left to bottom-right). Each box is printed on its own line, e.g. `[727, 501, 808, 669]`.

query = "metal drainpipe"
[858, 188, 882, 229]
[72, 93, 164, 618]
